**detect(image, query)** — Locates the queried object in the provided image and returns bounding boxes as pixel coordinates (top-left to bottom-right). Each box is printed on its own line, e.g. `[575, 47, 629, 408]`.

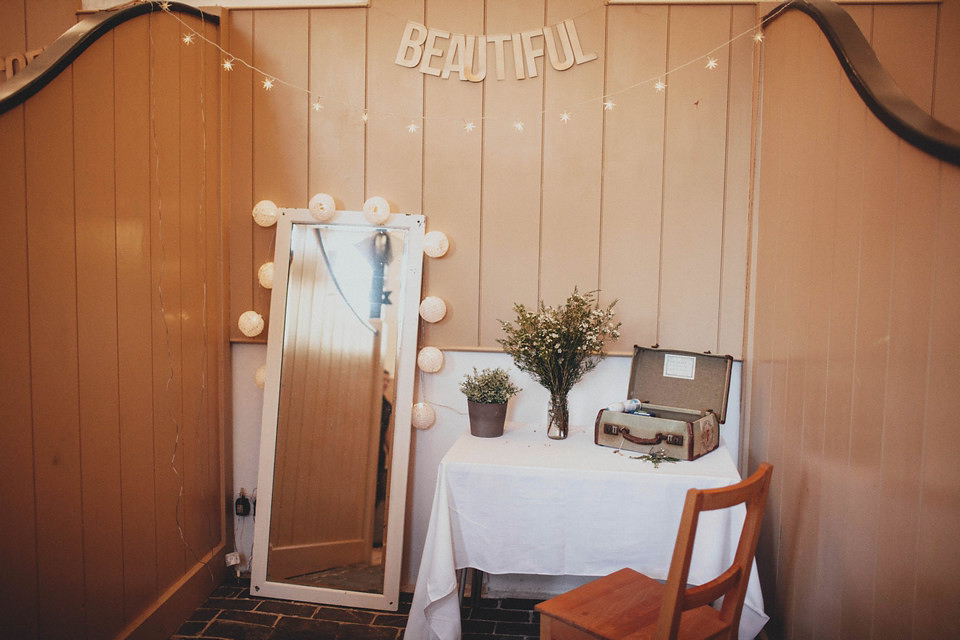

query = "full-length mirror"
[252, 210, 424, 610]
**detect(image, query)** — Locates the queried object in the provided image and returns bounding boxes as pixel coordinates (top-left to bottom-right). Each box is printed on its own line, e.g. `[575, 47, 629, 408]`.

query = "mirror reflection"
[266, 222, 409, 595]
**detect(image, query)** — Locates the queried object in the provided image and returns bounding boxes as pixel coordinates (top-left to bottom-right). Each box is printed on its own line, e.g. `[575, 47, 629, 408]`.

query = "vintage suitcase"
[594, 346, 733, 460]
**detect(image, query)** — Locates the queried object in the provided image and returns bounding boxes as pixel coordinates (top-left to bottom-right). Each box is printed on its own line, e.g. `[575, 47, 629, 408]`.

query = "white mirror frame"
[251, 209, 425, 610]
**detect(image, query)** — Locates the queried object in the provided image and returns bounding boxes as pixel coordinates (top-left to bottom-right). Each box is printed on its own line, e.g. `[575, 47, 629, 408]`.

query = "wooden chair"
[536, 463, 773, 640]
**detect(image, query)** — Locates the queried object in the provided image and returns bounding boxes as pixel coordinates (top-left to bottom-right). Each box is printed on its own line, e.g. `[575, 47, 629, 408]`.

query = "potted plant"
[460, 367, 521, 437]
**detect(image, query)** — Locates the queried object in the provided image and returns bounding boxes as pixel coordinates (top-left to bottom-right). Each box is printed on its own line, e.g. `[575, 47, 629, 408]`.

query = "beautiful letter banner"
[395, 18, 597, 81]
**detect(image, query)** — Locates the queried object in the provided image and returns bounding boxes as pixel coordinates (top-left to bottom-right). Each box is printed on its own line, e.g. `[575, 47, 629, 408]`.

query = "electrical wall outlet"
[225, 552, 241, 567]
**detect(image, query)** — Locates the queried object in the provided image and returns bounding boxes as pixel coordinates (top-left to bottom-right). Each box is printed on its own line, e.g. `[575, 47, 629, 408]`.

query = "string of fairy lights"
[152, 0, 781, 432]
[156, 0, 779, 133]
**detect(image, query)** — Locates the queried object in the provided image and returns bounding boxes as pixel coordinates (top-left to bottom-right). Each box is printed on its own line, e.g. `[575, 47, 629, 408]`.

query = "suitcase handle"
[619, 428, 665, 446]
[618, 428, 685, 447]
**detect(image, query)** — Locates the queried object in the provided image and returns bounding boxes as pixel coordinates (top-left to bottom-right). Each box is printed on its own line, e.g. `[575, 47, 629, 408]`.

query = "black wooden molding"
[764, 0, 960, 167]
[0, 2, 218, 116]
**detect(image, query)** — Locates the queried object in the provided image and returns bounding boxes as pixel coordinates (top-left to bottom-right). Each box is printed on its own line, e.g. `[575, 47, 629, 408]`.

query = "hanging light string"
[149, 3, 216, 579]
[155, 0, 781, 130]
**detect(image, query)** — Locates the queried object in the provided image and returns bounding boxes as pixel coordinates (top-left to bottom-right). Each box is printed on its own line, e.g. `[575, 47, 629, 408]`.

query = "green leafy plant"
[459, 367, 521, 404]
[497, 288, 621, 398]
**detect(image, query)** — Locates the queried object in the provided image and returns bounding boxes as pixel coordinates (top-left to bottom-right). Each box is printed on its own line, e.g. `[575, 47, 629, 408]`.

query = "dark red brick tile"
[255, 600, 319, 618]
[203, 596, 261, 611]
[202, 619, 274, 640]
[219, 609, 280, 627]
[314, 605, 376, 624]
[268, 616, 339, 638]
[334, 622, 399, 639]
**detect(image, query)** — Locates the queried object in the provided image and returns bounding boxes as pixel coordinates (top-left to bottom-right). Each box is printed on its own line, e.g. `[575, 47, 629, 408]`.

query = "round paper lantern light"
[411, 402, 436, 430]
[252, 199, 278, 227]
[254, 364, 267, 390]
[257, 262, 274, 289]
[418, 296, 447, 323]
[423, 231, 449, 258]
[417, 346, 444, 373]
[309, 193, 337, 221]
[362, 196, 391, 225]
[238, 310, 265, 337]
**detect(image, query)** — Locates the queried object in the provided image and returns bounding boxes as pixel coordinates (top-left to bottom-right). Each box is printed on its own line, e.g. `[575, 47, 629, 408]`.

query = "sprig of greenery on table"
[629, 453, 681, 468]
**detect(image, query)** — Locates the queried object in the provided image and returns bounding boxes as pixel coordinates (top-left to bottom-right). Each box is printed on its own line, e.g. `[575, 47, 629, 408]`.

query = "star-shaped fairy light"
[159, 1, 171, 10]
[655, 80, 667, 92]
[222, 58, 234, 71]
[705, 57, 719, 70]
[753, 31, 765, 43]
[513, 120, 525, 132]
[603, 98, 616, 111]
[464, 121, 476, 132]
[560, 111, 571, 123]
[262, 77, 275, 90]
[182, 33, 195, 45]
[312, 99, 324, 112]
[407, 122, 419, 133]
[361, 110, 369, 122]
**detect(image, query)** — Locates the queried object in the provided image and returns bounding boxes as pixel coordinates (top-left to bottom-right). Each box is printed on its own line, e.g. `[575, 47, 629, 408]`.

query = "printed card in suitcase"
[594, 346, 733, 460]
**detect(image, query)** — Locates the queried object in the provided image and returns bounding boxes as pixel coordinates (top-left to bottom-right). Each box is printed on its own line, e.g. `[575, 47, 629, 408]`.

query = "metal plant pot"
[467, 401, 508, 438]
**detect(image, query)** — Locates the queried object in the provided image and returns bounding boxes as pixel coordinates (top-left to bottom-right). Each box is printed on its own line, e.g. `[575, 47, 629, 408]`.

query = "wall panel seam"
[655, 6, 672, 347]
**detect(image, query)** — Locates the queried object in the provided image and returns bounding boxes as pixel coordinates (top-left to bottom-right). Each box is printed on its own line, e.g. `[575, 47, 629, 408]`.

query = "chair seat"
[536, 569, 731, 640]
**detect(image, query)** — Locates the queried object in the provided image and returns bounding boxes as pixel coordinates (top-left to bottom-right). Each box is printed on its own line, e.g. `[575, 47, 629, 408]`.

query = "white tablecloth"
[405, 423, 768, 639]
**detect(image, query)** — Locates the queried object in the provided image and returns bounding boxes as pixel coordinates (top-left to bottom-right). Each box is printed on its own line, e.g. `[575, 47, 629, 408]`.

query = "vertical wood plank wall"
[227, 0, 757, 358]
[746, 3, 960, 638]
[0, 11, 227, 640]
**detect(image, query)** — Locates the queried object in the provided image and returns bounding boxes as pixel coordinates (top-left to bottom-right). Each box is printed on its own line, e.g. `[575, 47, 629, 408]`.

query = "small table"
[405, 423, 767, 640]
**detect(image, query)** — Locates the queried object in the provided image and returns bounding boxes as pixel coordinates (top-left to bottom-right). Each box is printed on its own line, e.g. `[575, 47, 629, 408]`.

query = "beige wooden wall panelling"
[182, 13, 224, 567]
[748, 5, 960, 637]
[789, 29, 841, 637]
[812, 49, 865, 638]
[933, 0, 960, 127]
[227, 1, 756, 358]
[871, 3, 938, 114]
[420, 0, 483, 347]
[114, 15, 162, 624]
[0, 105, 37, 639]
[0, 11, 226, 638]
[309, 8, 367, 209]
[718, 5, 755, 356]
[0, 0, 77, 81]
[600, 4, 668, 351]
[254, 9, 310, 344]
[918, 164, 960, 636]
[150, 10, 188, 594]
[540, 0, 604, 307]
[227, 10, 258, 343]
[25, 67, 86, 638]
[367, 0, 424, 212]
[73, 31, 125, 638]
[658, 5, 732, 353]
[476, 0, 545, 347]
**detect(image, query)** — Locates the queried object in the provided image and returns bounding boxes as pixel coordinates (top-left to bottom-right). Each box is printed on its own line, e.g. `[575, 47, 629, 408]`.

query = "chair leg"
[540, 614, 604, 640]
[541, 614, 554, 640]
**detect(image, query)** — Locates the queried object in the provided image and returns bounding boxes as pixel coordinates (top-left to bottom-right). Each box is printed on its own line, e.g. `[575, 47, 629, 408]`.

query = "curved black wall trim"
[0, 2, 218, 115]
[764, 0, 960, 166]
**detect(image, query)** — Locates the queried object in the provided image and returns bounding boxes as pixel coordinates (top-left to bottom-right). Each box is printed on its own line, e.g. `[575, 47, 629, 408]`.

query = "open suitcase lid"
[626, 346, 734, 423]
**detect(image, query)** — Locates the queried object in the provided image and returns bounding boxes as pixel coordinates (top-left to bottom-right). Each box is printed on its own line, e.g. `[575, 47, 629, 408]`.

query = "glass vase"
[546, 391, 569, 440]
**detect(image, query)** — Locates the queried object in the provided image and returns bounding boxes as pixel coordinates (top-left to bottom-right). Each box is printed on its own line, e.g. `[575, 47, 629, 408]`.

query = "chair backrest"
[654, 463, 773, 640]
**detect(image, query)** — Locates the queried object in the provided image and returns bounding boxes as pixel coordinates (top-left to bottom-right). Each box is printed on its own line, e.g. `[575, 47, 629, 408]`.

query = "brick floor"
[171, 576, 540, 639]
